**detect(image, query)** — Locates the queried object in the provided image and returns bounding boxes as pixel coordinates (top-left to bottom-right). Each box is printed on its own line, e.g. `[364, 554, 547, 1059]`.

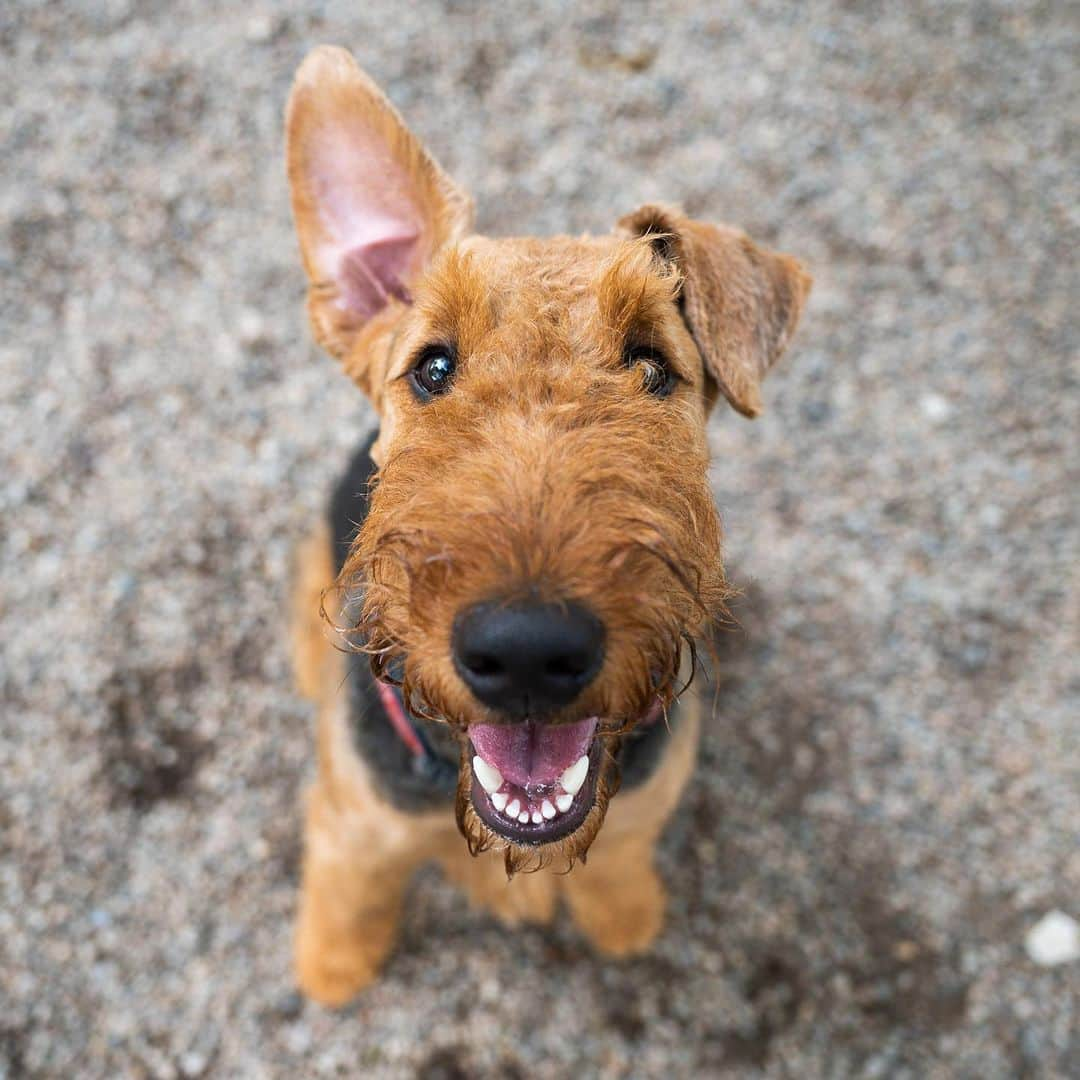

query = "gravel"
[2, 1, 1077, 1077]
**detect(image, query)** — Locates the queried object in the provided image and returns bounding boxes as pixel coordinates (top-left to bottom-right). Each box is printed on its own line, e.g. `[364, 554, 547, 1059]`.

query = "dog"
[285, 46, 810, 1005]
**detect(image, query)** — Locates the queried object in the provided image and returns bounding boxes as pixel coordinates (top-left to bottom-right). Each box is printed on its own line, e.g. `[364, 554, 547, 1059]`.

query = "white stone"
[1024, 910, 1080, 967]
[245, 15, 275, 43]
[237, 307, 267, 346]
[920, 392, 952, 423]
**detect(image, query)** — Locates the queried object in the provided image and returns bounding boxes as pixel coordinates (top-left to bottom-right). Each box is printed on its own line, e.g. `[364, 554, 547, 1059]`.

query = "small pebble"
[920, 393, 952, 423]
[1024, 910, 1080, 967]
[237, 308, 268, 347]
[245, 15, 276, 44]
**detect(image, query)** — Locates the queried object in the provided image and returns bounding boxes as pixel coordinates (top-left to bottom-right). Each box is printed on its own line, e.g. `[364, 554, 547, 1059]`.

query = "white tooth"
[505, 798, 521, 819]
[491, 791, 508, 812]
[541, 800, 556, 820]
[555, 793, 573, 813]
[531, 810, 543, 824]
[472, 755, 503, 795]
[518, 811, 530, 823]
[560, 755, 590, 796]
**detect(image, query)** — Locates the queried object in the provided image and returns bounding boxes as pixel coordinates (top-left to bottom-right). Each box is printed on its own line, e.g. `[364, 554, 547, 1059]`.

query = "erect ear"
[618, 204, 811, 418]
[285, 47, 473, 362]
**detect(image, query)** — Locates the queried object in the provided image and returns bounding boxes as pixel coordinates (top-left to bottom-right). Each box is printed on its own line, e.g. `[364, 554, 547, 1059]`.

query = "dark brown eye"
[625, 346, 675, 397]
[411, 346, 457, 399]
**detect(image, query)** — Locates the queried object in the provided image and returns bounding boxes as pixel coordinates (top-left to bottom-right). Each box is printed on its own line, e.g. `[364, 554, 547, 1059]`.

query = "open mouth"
[468, 717, 601, 845]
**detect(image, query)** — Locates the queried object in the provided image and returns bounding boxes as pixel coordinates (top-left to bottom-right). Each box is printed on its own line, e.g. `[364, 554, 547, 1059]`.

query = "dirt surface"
[2, 2, 1077, 1077]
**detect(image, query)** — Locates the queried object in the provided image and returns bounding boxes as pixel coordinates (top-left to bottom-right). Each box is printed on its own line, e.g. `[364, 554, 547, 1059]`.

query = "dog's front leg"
[562, 690, 701, 956]
[563, 829, 668, 957]
[293, 781, 424, 1006]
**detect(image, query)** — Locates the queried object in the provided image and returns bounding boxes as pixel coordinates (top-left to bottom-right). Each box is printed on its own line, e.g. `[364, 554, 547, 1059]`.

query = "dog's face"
[286, 48, 809, 871]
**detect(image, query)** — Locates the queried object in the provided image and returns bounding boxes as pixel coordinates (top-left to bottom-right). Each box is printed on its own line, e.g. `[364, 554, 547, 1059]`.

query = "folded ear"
[285, 46, 473, 362]
[618, 204, 811, 417]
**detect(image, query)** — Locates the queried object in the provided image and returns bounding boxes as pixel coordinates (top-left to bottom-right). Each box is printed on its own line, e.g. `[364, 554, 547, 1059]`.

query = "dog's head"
[286, 48, 810, 871]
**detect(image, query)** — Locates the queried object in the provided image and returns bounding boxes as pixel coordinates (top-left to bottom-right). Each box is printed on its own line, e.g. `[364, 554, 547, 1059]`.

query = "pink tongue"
[470, 717, 597, 788]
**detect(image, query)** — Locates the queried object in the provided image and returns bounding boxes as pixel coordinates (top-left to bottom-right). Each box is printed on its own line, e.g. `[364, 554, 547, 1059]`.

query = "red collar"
[374, 679, 427, 758]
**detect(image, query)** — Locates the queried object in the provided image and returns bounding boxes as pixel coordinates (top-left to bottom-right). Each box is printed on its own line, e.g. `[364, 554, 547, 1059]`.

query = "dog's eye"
[625, 347, 675, 397]
[411, 346, 457, 399]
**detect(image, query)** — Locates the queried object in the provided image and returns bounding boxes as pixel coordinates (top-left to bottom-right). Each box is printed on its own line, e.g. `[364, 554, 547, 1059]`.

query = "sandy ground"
[2, 1, 1077, 1076]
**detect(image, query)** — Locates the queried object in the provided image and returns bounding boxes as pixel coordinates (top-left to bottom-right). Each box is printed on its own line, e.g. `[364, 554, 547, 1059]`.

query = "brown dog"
[286, 46, 810, 1005]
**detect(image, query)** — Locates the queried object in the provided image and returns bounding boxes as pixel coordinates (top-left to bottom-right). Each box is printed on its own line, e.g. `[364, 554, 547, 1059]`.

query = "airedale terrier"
[286, 46, 810, 1004]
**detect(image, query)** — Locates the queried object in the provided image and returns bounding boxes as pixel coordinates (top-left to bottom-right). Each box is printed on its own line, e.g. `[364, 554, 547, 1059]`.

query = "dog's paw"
[442, 851, 558, 927]
[295, 940, 383, 1007]
[294, 896, 396, 1007]
[567, 865, 666, 957]
[477, 877, 558, 928]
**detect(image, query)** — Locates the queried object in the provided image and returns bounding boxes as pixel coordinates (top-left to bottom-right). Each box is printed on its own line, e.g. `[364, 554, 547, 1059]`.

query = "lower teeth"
[473, 755, 589, 825]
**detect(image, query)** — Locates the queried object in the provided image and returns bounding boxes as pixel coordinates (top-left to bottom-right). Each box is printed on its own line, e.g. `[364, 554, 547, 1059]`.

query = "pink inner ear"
[308, 128, 427, 321]
[339, 233, 417, 318]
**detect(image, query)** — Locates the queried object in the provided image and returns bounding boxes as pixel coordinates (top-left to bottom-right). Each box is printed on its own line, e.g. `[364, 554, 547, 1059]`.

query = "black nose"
[452, 599, 605, 716]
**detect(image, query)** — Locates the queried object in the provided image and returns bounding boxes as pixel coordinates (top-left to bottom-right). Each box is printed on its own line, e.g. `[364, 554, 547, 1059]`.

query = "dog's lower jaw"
[449, 695, 673, 875]
[455, 747, 621, 877]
